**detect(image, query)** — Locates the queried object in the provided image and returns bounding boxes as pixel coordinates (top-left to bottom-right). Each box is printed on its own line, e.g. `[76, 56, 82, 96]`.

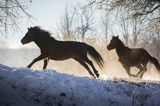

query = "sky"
[4, 0, 124, 49]
[27, 0, 84, 31]
[5, 0, 87, 49]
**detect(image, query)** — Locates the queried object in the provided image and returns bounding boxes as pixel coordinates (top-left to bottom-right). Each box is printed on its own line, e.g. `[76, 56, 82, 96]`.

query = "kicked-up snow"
[0, 64, 160, 106]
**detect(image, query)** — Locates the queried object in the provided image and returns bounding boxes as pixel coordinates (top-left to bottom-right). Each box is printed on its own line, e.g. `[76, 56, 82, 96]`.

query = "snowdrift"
[0, 64, 160, 106]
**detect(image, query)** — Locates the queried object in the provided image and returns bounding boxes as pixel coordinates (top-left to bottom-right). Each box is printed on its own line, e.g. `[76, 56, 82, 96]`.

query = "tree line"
[0, 0, 159, 59]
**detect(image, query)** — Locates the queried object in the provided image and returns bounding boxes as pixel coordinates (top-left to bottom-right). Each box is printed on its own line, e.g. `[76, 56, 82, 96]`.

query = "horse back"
[131, 48, 150, 57]
[46, 40, 87, 60]
[119, 47, 151, 66]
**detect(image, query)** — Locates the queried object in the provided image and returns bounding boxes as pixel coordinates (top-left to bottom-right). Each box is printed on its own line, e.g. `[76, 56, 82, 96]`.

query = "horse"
[107, 36, 160, 78]
[21, 26, 104, 78]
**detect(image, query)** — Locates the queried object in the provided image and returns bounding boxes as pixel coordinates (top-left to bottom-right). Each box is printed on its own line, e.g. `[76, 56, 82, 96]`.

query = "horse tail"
[150, 56, 160, 71]
[86, 45, 104, 69]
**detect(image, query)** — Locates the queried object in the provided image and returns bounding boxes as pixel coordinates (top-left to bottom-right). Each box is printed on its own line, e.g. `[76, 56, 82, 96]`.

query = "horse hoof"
[27, 66, 31, 68]
[96, 74, 99, 78]
[91, 75, 96, 79]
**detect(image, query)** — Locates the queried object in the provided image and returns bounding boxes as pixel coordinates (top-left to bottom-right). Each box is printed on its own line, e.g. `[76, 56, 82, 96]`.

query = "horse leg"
[123, 66, 131, 78]
[84, 57, 99, 78]
[27, 55, 47, 68]
[135, 64, 144, 78]
[123, 66, 136, 78]
[73, 57, 95, 78]
[43, 58, 49, 69]
[139, 62, 148, 78]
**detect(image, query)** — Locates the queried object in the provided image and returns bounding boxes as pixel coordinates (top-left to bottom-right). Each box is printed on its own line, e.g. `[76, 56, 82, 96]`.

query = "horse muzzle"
[107, 45, 112, 50]
[21, 39, 27, 44]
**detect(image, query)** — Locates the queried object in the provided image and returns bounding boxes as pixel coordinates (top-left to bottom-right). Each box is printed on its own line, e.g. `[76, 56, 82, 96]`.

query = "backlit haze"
[4, 0, 87, 49]
[0, 0, 159, 80]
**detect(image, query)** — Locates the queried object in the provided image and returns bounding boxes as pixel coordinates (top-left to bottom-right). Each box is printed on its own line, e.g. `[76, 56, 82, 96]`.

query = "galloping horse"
[107, 36, 160, 78]
[21, 26, 104, 78]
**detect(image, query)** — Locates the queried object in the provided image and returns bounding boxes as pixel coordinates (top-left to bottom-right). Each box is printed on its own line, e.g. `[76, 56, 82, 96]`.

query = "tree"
[74, 7, 95, 41]
[58, 6, 76, 41]
[131, 17, 142, 47]
[149, 23, 160, 59]
[155, 24, 160, 59]
[86, 0, 160, 26]
[119, 9, 130, 46]
[101, 11, 110, 43]
[0, 0, 31, 36]
[58, 5, 96, 41]
[139, 21, 160, 59]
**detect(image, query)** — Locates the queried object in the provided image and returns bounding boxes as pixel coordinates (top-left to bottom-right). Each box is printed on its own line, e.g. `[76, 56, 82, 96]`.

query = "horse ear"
[28, 27, 32, 30]
[117, 35, 119, 39]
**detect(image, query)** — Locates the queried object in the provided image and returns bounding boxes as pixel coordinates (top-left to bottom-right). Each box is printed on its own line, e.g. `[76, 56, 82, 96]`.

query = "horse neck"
[115, 45, 128, 58]
[33, 39, 45, 49]
[34, 37, 49, 49]
[34, 36, 58, 50]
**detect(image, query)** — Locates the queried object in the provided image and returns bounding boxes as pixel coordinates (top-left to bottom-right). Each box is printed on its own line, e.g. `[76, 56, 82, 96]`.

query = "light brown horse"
[21, 26, 104, 78]
[107, 36, 160, 78]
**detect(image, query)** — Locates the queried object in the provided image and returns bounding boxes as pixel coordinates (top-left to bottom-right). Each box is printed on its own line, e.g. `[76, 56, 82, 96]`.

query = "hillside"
[0, 64, 160, 106]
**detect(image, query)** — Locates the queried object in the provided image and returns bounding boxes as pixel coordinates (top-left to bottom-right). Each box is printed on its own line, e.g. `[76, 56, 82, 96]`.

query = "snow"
[0, 64, 160, 106]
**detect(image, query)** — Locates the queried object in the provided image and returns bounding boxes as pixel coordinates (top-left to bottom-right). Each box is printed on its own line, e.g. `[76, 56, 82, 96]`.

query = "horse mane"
[113, 36, 125, 47]
[32, 26, 55, 40]
[117, 38, 125, 47]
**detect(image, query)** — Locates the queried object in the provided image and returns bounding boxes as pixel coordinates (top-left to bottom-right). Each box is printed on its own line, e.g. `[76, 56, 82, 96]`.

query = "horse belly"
[48, 51, 74, 61]
[120, 57, 141, 67]
[47, 42, 79, 60]
[49, 56, 71, 61]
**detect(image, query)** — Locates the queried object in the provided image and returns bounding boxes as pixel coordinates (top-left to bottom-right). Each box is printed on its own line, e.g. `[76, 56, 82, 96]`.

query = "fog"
[0, 48, 159, 81]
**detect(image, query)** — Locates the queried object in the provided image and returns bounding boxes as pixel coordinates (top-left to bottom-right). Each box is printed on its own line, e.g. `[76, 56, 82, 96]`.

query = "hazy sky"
[27, 0, 85, 31]
[6, 0, 87, 48]
[5, 0, 121, 49]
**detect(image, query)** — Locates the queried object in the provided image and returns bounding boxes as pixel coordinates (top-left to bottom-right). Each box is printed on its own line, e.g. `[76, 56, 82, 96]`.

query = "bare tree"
[116, 8, 144, 47]
[87, 0, 160, 17]
[155, 24, 160, 59]
[119, 9, 130, 46]
[0, 0, 31, 36]
[58, 6, 76, 40]
[139, 20, 160, 59]
[86, 0, 160, 26]
[101, 11, 110, 43]
[150, 23, 160, 59]
[74, 7, 95, 41]
[58, 5, 96, 42]
[132, 17, 142, 47]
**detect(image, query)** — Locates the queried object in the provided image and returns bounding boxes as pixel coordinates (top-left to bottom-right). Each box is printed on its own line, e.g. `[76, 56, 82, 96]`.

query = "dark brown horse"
[21, 26, 104, 78]
[107, 36, 160, 78]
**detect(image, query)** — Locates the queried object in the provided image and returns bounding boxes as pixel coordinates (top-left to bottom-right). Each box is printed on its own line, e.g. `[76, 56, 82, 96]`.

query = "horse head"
[21, 26, 40, 44]
[107, 35, 122, 50]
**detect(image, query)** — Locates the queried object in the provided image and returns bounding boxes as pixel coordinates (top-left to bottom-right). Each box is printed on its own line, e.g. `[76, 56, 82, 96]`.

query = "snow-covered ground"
[0, 64, 160, 106]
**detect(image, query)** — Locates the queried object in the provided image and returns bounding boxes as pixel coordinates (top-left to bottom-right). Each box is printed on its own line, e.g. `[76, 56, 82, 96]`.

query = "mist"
[0, 46, 159, 81]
